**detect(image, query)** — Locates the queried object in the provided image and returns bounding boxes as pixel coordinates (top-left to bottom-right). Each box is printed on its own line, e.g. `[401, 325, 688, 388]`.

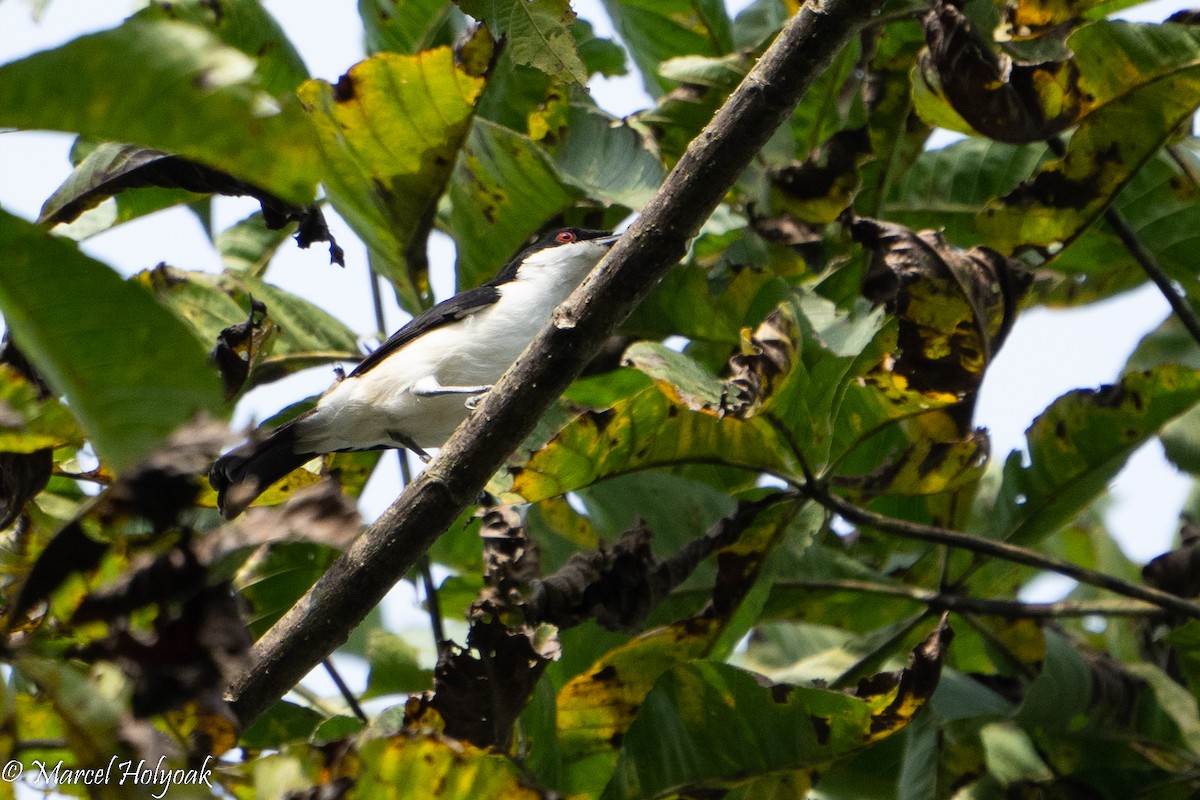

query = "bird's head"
[497, 227, 620, 284]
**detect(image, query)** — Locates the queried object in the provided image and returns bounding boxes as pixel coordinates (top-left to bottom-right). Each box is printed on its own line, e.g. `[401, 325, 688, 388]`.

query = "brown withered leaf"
[11, 417, 232, 622]
[770, 127, 872, 224]
[921, 2, 1082, 143]
[212, 297, 273, 400]
[722, 308, 796, 418]
[76, 583, 252, 718]
[851, 217, 1030, 419]
[1143, 515, 1200, 598]
[418, 615, 557, 749]
[40, 144, 344, 265]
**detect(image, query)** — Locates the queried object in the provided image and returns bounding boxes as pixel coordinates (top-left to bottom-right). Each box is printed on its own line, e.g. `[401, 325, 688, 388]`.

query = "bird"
[210, 227, 620, 519]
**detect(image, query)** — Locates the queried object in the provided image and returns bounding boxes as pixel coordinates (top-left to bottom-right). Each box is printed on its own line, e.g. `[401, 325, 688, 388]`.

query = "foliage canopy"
[2, 0, 1200, 797]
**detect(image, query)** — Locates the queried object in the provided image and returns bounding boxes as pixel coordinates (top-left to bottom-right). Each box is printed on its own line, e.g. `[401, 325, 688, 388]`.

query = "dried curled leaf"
[40, 143, 343, 264]
[920, 2, 1082, 143]
[1143, 516, 1200, 598]
[851, 216, 1030, 411]
[211, 297, 273, 400]
[722, 307, 798, 418]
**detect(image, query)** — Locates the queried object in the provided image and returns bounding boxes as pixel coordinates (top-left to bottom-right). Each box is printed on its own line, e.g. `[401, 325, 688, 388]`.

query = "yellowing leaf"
[298, 47, 487, 312]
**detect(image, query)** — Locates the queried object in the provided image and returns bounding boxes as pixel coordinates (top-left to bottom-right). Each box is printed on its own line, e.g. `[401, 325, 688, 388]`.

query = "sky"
[0, 0, 1194, 568]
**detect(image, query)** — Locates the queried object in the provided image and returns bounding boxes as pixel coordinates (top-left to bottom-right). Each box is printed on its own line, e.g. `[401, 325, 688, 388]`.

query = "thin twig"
[322, 658, 366, 722]
[785, 578, 1163, 618]
[805, 484, 1200, 620]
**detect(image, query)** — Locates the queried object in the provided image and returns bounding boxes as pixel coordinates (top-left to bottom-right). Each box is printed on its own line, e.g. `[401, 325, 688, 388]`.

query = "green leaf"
[507, 377, 797, 504]
[360, 0, 457, 55]
[0, 20, 320, 205]
[216, 211, 293, 276]
[363, 630, 433, 699]
[0, 366, 82, 453]
[133, 0, 310, 97]
[236, 541, 341, 636]
[298, 47, 487, 312]
[601, 623, 949, 800]
[883, 138, 1050, 246]
[446, 119, 578, 290]
[552, 105, 665, 209]
[985, 366, 1200, 546]
[240, 700, 325, 749]
[457, 0, 587, 83]
[0, 211, 224, 473]
[556, 502, 802, 797]
[573, 19, 628, 78]
[138, 266, 360, 390]
[600, 0, 732, 95]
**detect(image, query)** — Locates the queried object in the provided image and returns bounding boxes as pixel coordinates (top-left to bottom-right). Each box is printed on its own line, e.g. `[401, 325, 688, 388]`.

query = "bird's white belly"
[293, 285, 562, 454]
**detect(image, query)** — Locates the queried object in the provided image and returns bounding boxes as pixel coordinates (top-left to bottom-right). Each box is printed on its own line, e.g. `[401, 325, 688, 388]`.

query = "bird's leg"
[411, 383, 493, 397]
[387, 431, 432, 463]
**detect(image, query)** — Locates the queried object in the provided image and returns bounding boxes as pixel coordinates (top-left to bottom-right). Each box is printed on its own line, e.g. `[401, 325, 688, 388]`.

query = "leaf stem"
[782, 578, 1163, 618]
[802, 483, 1200, 619]
[1047, 135, 1200, 347]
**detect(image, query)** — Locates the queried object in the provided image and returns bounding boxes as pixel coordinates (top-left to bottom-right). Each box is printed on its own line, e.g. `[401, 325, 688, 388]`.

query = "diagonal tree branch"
[226, 0, 885, 726]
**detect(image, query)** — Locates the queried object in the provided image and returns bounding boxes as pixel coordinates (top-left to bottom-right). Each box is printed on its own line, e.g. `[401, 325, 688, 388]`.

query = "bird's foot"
[388, 431, 432, 463]
[465, 391, 488, 411]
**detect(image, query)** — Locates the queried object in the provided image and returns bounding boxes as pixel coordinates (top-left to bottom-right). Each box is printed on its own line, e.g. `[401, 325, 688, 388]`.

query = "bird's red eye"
[555, 230, 576, 243]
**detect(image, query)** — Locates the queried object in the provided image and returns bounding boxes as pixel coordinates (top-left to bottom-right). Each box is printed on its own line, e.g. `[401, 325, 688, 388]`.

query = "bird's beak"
[596, 233, 622, 248]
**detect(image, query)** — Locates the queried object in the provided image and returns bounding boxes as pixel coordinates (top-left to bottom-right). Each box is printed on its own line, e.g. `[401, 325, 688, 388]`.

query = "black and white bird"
[210, 227, 619, 518]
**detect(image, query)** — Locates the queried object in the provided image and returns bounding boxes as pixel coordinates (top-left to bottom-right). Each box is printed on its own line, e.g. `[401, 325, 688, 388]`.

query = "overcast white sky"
[0, 0, 1194, 570]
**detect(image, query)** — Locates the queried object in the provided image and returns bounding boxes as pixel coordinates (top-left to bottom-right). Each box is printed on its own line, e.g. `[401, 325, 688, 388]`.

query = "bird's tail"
[210, 421, 313, 519]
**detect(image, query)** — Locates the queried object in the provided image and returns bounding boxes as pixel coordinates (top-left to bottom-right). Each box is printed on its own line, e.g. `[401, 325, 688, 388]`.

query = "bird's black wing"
[350, 283, 502, 377]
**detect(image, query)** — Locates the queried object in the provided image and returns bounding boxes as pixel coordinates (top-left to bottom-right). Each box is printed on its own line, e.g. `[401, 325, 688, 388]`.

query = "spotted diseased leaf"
[987, 366, 1200, 547]
[506, 377, 797, 504]
[852, 217, 1030, 413]
[0, 365, 80, 455]
[557, 501, 798, 797]
[1000, 0, 1110, 40]
[298, 45, 488, 312]
[457, 0, 587, 83]
[352, 734, 540, 799]
[770, 127, 873, 224]
[598, 618, 952, 800]
[834, 428, 991, 499]
[360, 0, 456, 56]
[447, 119, 578, 289]
[138, 265, 360, 392]
[919, 3, 1083, 145]
[977, 22, 1200, 251]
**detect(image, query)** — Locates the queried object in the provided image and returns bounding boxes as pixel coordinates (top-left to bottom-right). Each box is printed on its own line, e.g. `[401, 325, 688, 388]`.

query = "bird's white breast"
[292, 247, 597, 453]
